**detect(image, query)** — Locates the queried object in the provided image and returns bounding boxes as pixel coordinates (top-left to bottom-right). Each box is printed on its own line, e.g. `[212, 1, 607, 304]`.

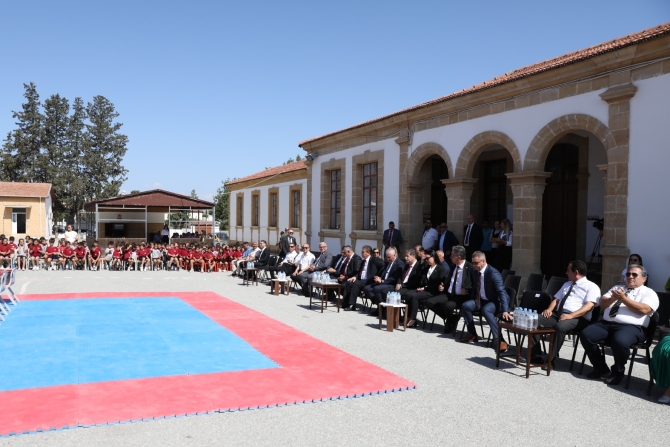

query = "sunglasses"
[302, 246, 309, 249]
[625, 272, 640, 278]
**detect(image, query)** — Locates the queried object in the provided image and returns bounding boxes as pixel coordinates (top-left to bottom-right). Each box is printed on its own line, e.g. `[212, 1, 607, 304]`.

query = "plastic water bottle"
[520, 308, 528, 330]
[532, 311, 539, 330]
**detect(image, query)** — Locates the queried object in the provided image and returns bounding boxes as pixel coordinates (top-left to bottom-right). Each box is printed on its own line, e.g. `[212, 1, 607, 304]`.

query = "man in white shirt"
[291, 243, 316, 289]
[63, 225, 78, 244]
[267, 242, 298, 285]
[581, 265, 659, 385]
[421, 219, 438, 250]
[530, 260, 600, 367]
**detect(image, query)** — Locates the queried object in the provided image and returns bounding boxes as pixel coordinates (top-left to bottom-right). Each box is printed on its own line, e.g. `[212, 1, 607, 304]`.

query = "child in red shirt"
[0, 238, 12, 268]
[30, 239, 43, 270]
[190, 246, 204, 272]
[59, 241, 75, 270]
[167, 243, 180, 270]
[88, 240, 102, 270]
[136, 243, 149, 271]
[203, 247, 215, 272]
[74, 242, 87, 270]
[112, 244, 123, 270]
[45, 239, 60, 270]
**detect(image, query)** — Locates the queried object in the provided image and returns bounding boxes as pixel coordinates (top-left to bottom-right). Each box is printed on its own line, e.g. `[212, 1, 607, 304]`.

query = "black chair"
[544, 276, 566, 298]
[568, 306, 602, 371]
[501, 270, 516, 283]
[656, 292, 670, 328]
[260, 255, 279, 281]
[504, 275, 521, 304]
[514, 290, 553, 347]
[578, 312, 659, 394]
[525, 273, 544, 292]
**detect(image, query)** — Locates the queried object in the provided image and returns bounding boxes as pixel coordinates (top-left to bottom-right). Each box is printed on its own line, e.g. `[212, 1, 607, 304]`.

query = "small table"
[242, 268, 258, 286]
[271, 279, 290, 296]
[378, 303, 407, 332]
[309, 282, 342, 313]
[496, 321, 556, 378]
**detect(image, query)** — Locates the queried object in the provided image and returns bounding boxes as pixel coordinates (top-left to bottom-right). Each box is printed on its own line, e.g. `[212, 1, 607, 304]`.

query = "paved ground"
[1, 270, 667, 446]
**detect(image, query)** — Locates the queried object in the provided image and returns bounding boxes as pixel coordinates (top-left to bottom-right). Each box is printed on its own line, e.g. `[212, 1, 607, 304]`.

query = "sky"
[1, 0, 668, 202]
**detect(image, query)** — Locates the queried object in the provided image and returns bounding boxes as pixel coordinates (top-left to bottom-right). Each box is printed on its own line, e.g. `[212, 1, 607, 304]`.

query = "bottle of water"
[532, 311, 539, 330]
[521, 308, 528, 330]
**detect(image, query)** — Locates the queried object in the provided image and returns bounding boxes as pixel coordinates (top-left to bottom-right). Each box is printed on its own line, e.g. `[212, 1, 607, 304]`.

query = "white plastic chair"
[4, 269, 19, 304]
[0, 270, 12, 315]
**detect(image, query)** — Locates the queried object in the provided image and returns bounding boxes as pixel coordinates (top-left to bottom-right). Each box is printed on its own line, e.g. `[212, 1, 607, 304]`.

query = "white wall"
[628, 73, 670, 291]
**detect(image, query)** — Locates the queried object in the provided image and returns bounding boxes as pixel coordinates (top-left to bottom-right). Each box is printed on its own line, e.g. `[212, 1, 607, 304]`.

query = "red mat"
[0, 292, 415, 436]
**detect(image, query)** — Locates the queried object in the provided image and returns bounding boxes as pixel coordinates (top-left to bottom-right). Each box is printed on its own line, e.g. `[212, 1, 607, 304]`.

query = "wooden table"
[242, 268, 258, 286]
[496, 322, 556, 378]
[378, 303, 407, 332]
[309, 282, 342, 313]
[270, 279, 290, 295]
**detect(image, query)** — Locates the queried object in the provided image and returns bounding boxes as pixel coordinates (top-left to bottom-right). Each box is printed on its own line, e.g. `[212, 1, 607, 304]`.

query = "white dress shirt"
[602, 285, 659, 327]
[554, 277, 600, 320]
[294, 251, 315, 270]
[282, 250, 298, 265]
[449, 261, 466, 294]
[478, 264, 488, 301]
[500, 230, 513, 247]
[403, 261, 416, 284]
[360, 257, 370, 280]
[422, 227, 438, 249]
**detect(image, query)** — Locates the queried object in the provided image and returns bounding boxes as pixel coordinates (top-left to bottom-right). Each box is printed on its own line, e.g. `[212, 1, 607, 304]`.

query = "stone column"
[406, 182, 426, 246]
[442, 178, 477, 243]
[599, 81, 636, 288]
[506, 171, 551, 278]
[304, 159, 314, 246]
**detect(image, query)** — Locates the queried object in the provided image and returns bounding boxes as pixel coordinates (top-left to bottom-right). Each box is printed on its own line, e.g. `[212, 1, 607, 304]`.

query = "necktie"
[451, 266, 460, 295]
[556, 282, 575, 314]
[384, 260, 394, 280]
[476, 274, 482, 308]
[388, 230, 393, 246]
[465, 225, 471, 245]
[340, 257, 351, 274]
[315, 253, 323, 268]
[402, 264, 412, 283]
[609, 289, 632, 318]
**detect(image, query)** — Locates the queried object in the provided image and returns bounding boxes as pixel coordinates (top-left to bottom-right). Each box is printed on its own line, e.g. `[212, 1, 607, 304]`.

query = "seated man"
[363, 247, 405, 311]
[232, 242, 251, 276]
[342, 245, 383, 311]
[290, 243, 316, 289]
[530, 260, 600, 368]
[268, 243, 298, 291]
[457, 251, 511, 352]
[300, 242, 334, 296]
[395, 249, 423, 302]
[581, 264, 659, 385]
[236, 242, 260, 276]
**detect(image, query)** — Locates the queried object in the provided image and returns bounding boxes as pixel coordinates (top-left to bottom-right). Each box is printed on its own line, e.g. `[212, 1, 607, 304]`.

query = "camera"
[592, 218, 604, 231]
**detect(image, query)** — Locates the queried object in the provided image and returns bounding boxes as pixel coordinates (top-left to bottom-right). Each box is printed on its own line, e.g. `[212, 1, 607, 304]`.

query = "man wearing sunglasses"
[581, 265, 659, 385]
[290, 244, 315, 289]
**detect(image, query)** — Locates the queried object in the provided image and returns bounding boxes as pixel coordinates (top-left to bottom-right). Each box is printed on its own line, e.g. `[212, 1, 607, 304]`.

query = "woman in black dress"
[406, 250, 447, 328]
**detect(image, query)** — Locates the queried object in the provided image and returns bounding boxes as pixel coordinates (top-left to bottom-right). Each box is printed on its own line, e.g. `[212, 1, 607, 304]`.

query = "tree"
[84, 95, 129, 199]
[130, 190, 140, 194]
[64, 97, 89, 229]
[214, 178, 235, 231]
[41, 94, 71, 217]
[190, 189, 198, 199]
[0, 82, 44, 182]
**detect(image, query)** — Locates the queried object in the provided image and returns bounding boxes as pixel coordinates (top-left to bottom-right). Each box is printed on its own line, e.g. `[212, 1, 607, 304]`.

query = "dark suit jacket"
[312, 251, 333, 271]
[420, 264, 448, 295]
[356, 256, 384, 284]
[463, 223, 483, 252]
[396, 261, 422, 290]
[436, 230, 459, 253]
[341, 254, 362, 280]
[279, 235, 296, 256]
[471, 265, 510, 313]
[445, 261, 475, 295]
[382, 229, 402, 249]
[254, 248, 270, 267]
[376, 258, 405, 285]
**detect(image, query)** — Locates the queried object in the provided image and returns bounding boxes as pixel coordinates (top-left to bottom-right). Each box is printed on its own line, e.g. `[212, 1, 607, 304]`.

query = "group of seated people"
[236, 239, 665, 396]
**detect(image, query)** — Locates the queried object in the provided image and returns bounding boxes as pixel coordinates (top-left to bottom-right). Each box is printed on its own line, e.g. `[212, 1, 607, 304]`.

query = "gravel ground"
[1, 269, 667, 446]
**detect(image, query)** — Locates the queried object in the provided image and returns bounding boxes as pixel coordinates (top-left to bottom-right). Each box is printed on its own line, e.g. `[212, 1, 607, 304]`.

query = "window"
[482, 160, 507, 222]
[329, 170, 341, 229]
[252, 194, 260, 227]
[292, 190, 301, 228]
[236, 196, 243, 226]
[269, 192, 278, 227]
[362, 163, 377, 230]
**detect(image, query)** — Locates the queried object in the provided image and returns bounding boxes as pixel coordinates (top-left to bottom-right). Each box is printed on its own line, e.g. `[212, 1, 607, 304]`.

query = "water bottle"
[521, 308, 528, 330]
[532, 311, 539, 330]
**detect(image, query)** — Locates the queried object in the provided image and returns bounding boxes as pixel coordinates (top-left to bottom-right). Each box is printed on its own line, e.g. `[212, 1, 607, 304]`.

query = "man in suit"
[425, 245, 474, 333]
[364, 247, 405, 310]
[342, 245, 383, 310]
[279, 229, 296, 258]
[382, 221, 402, 254]
[300, 242, 334, 296]
[254, 240, 270, 267]
[436, 223, 459, 264]
[463, 214, 483, 260]
[457, 251, 512, 352]
[396, 249, 423, 302]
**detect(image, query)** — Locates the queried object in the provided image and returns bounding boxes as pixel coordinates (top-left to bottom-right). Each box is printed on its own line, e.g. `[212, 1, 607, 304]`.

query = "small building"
[226, 161, 307, 246]
[83, 190, 214, 246]
[0, 182, 54, 238]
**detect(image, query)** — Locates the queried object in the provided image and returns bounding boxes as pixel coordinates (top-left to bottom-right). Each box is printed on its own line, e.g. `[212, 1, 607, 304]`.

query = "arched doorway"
[429, 156, 449, 225]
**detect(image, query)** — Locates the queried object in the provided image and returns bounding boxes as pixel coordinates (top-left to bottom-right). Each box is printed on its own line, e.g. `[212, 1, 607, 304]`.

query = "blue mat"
[0, 298, 278, 391]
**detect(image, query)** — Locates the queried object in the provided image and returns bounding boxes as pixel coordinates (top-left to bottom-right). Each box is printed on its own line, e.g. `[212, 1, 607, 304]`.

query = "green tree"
[64, 97, 89, 229]
[0, 82, 44, 182]
[84, 95, 129, 199]
[130, 190, 140, 194]
[42, 93, 71, 217]
[214, 178, 235, 231]
[190, 189, 198, 199]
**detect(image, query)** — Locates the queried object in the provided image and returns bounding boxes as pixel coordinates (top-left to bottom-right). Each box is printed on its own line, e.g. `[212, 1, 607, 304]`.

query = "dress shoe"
[586, 367, 611, 380]
[443, 324, 453, 334]
[530, 354, 545, 364]
[541, 359, 557, 371]
[604, 372, 625, 386]
[350, 305, 357, 311]
[457, 333, 479, 343]
[658, 395, 670, 404]
[497, 340, 508, 353]
[341, 305, 351, 310]
[407, 320, 419, 328]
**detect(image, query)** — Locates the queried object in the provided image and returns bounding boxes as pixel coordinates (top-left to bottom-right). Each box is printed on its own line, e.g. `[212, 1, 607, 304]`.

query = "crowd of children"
[0, 234, 247, 273]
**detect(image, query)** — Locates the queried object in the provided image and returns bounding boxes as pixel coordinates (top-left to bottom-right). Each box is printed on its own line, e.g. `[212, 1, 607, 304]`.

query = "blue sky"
[1, 0, 668, 202]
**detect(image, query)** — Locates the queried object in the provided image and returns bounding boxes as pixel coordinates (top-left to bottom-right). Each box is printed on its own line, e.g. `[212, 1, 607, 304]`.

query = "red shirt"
[113, 249, 122, 258]
[90, 247, 101, 259]
[179, 248, 189, 257]
[123, 249, 132, 260]
[203, 252, 214, 261]
[63, 247, 74, 257]
[0, 244, 10, 255]
[232, 250, 242, 259]
[46, 246, 59, 255]
[191, 250, 202, 260]
[137, 248, 148, 257]
[167, 248, 179, 257]
[30, 245, 43, 257]
[75, 247, 86, 258]
[59, 246, 67, 254]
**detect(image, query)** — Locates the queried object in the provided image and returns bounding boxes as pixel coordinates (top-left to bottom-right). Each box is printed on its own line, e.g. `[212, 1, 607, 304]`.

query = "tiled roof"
[299, 22, 670, 146]
[84, 189, 214, 210]
[226, 160, 307, 186]
[0, 182, 52, 198]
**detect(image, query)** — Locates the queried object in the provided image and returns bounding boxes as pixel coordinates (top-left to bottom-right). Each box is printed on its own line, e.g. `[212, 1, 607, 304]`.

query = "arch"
[525, 114, 615, 171]
[405, 142, 454, 182]
[455, 131, 522, 178]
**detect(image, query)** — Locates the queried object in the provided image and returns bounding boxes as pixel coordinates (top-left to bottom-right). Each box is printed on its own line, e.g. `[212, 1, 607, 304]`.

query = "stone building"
[296, 23, 670, 291]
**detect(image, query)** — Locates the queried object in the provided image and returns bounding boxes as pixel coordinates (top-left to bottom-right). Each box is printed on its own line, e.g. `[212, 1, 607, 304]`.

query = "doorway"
[429, 156, 449, 224]
[12, 208, 27, 234]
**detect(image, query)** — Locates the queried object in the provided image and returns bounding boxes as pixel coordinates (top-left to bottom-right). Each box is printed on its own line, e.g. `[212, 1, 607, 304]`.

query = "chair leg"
[570, 335, 580, 372]
[625, 347, 639, 390]
[430, 312, 437, 331]
[579, 351, 588, 375]
[477, 315, 485, 340]
[646, 347, 653, 396]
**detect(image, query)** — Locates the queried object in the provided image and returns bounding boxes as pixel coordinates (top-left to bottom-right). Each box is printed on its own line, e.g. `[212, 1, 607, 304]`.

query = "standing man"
[457, 251, 512, 352]
[463, 214, 483, 260]
[279, 228, 296, 258]
[529, 260, 600, 368]
[301, 242, 334, 296]
[364, 247, 405, 309]
[436, 223, 459, 266]
[421, 219, 438, 251]
[382, 221, 402, 254]
[342, 246, 383, 311]
[581, 265, 659, 385]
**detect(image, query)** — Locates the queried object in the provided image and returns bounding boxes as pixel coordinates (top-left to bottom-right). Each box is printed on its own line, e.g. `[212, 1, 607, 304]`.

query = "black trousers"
[580, 321, 645, 374]
[406, 290, 437, 321]
[531, 312, 588, 360]
[426, 293, 469, 325]
[342, 279, 370, 307]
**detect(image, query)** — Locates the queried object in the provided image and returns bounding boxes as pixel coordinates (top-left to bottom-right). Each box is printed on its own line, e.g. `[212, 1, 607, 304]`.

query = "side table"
[309, 283, 342, 313]
[496, 321, 556, 378]
[271, 279, 290, 295]
[378, 303, 407, 332]
[242, 268, 258, 286]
